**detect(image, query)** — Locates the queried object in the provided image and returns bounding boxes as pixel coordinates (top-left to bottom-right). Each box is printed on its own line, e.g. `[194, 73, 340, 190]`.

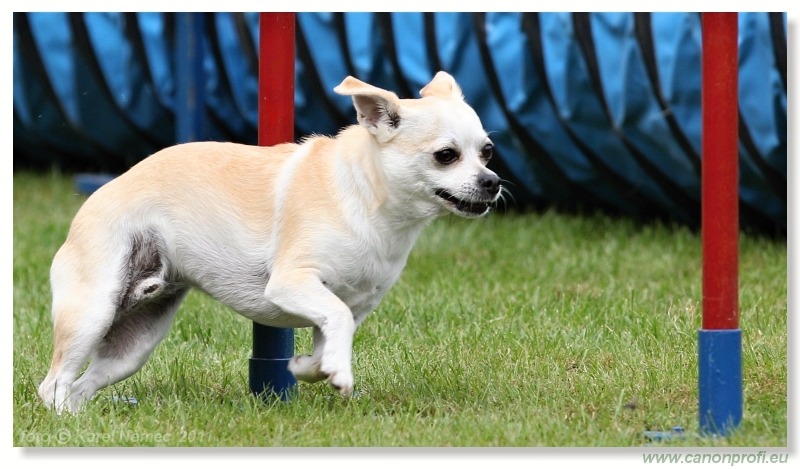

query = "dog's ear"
[334, 77, 402, 142]
[419, 71, 464, 101]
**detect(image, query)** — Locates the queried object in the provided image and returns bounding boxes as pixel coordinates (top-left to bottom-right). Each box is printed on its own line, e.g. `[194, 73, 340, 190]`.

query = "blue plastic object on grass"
[644, 426, 685, 443]
[74, 173, 115, 195]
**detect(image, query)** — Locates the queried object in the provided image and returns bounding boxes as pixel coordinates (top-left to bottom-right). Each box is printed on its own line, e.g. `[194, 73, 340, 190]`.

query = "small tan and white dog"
[38, 71, 501, 413]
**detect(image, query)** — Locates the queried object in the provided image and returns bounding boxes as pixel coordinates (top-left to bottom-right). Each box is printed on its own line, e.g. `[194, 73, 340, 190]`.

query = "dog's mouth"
[434, 189, 493, 217]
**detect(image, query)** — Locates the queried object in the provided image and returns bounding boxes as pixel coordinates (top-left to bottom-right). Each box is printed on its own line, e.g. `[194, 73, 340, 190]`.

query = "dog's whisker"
[500, 186, 516, 206]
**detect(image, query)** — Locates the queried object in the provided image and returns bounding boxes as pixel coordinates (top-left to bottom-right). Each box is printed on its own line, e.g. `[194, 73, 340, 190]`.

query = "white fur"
[37, 72, 502, 413]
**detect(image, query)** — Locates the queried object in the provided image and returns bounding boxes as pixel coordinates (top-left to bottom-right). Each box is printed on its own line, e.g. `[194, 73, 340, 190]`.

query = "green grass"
[13, 171, 787, 447]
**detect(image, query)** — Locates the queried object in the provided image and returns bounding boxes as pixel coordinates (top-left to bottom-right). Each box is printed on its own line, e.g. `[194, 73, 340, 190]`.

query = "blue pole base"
[249, 357, 296, 401]
[249, 324, 296, 401]
[698, 328, 742, 436]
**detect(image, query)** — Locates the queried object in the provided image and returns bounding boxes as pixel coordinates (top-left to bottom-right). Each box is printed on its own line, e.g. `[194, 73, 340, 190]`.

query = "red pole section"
[250, 12, 296, 400]
[701, 13, 739, 330]
[259, 13, 295, 145]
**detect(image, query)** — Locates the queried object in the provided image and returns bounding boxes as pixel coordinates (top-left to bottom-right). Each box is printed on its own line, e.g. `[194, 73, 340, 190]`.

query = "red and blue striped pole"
[249, 12, 297, 400]
[699, 12, 741, 435]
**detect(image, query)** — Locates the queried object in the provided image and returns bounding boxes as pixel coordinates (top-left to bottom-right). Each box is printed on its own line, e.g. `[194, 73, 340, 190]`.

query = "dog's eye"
[481, 143, 494, 161]
[434, 148, 460, 165]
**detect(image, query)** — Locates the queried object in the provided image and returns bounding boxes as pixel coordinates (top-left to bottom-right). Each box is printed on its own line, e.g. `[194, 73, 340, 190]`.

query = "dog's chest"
[328, 254, 404, 318]
[321, 237, 411, 318]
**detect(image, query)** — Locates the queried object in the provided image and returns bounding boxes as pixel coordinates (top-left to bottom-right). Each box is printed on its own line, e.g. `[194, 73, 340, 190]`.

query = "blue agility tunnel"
[13, 12, 786, 233]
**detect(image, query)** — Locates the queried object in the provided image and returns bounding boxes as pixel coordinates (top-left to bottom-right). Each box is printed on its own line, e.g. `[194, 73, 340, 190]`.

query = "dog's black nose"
[477, 173, 501, 197]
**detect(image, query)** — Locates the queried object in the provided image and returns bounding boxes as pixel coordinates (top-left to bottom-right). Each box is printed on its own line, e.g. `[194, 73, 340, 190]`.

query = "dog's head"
[334, 72, 501, 219]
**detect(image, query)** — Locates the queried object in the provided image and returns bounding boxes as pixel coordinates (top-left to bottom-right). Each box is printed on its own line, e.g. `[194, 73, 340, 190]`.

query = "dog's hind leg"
[37, 248, 121, 414]
[68, 288, 187, 412]
[39, 228, 180, 413]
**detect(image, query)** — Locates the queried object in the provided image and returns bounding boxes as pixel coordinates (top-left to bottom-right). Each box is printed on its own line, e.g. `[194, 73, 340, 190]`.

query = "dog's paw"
[38, 379, 75, 414]
[37, 381, 56, 409]
[288, 355, 327, 383]
[64, 396, 88, 415]
[327, 370, 354, 398]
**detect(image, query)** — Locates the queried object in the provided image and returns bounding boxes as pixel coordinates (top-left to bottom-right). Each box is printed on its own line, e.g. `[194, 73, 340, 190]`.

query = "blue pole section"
[175, 13, 206, 143]
[698, 329, 743, 435]
[250, 325, 296, 400]
[79, 15, 206, 199]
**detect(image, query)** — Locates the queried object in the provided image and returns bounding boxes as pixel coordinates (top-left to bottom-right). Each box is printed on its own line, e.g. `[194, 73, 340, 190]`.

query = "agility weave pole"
[249, 12, 297, 400]
[246, 12, 745, 419]
[698, 12, 742, 436]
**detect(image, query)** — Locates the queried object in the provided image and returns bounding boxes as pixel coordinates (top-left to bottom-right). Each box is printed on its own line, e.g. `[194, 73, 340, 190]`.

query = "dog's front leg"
[264, 271, 355, 396]
[287, 326, 327, 383]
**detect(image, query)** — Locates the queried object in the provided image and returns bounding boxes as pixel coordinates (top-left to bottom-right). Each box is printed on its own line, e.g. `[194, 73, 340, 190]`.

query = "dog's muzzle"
[434, 189, 496, 216]
[434, 172, 501, 217]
